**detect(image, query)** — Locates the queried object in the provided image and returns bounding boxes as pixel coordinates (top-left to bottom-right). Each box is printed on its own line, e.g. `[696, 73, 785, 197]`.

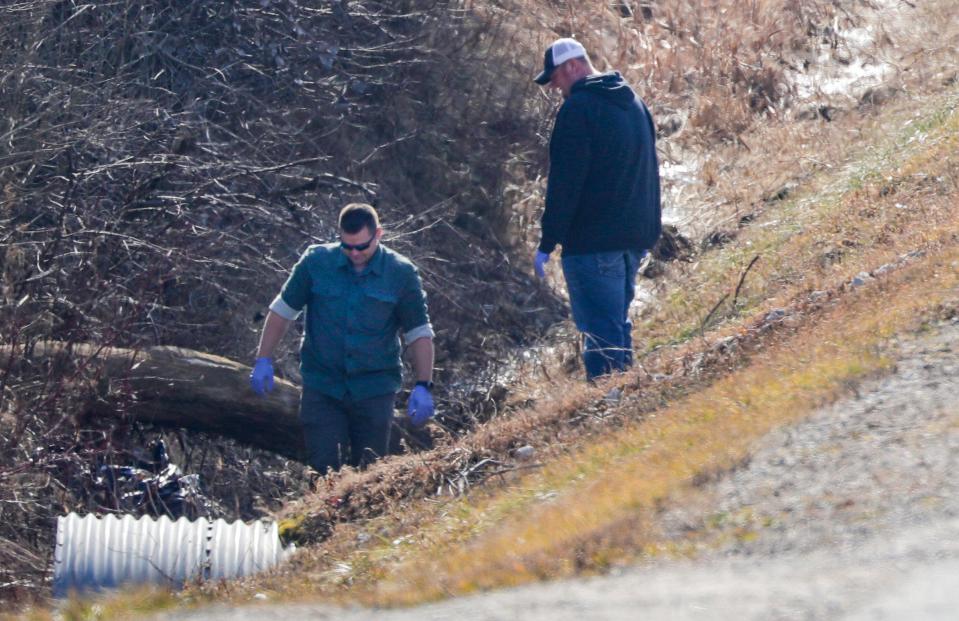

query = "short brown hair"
[338, 203, 379, 234]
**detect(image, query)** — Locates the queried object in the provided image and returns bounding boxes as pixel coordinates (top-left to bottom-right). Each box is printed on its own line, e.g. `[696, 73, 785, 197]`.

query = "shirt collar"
[367, 245, 385, 275]
[335, 244, 385, 275]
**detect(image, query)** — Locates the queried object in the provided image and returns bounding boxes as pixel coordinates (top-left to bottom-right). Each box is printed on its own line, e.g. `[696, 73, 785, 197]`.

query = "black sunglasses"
[339, 231, 376, 252]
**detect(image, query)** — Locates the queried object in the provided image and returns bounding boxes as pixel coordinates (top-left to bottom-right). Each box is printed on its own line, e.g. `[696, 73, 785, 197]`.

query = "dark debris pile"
[0, 0, 561, 606]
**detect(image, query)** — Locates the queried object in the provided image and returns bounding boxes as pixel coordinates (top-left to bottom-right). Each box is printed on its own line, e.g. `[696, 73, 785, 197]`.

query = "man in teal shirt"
[250, 203, 435, 473]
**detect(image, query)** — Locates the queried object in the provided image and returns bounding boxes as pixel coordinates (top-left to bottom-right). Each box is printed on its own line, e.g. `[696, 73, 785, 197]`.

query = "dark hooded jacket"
[539, 72, 661, 256]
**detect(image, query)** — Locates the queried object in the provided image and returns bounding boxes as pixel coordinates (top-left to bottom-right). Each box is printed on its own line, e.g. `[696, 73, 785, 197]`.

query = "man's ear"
[562, 59, 583, 81]
[375, 226, 384, 241]
[568, 58, 587, 77]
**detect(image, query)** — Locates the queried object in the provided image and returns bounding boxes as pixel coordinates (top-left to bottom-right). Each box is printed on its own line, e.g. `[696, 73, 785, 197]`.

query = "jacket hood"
[570, 71, 637, 108]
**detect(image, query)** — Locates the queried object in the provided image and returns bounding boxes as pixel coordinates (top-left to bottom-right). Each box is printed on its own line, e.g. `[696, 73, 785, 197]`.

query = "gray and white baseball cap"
[534, 38, 587, 85]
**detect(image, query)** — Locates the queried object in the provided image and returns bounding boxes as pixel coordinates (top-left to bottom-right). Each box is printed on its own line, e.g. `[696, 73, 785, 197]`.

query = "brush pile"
[0, 0, 564, 603]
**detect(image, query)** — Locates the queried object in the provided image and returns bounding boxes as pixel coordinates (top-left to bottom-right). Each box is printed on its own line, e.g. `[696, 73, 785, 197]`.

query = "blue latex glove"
[534, 250, 550, 279]
[407, 384, 434, 427]
[250, 357, 275, 395]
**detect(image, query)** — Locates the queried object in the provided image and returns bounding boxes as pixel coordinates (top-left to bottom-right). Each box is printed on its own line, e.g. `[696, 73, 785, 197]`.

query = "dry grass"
[504, 0, 843, 248]
[306, 92, 959, 606]
[378, 253, 959, 603]
[89, 83, 958, 616]
[639, 87, 959, 350]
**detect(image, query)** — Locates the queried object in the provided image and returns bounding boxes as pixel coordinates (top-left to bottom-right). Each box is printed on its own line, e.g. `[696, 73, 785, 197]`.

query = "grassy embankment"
[22, 16, 959, 621]
[30, 62, 959, 621]
[24, 69, 958, 621]
[263, 87, 959, 607]
[45, 82, 959, 621]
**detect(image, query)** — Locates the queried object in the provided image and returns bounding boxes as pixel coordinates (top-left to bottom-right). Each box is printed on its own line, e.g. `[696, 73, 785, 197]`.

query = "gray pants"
[299, 387, 395, 474]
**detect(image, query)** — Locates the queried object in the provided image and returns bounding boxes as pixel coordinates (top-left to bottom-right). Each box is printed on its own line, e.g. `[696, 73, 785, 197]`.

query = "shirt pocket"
[310, 281, 345, 323]
[358, 288, 398, 333]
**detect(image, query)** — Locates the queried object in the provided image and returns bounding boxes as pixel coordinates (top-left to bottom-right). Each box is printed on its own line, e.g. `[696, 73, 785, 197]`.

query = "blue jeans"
[299, 387, 395, 474]
[561, 249, 644, 381]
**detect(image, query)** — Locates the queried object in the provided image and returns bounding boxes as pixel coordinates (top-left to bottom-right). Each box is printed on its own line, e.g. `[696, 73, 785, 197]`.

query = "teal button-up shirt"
[269, 243, 433, 400]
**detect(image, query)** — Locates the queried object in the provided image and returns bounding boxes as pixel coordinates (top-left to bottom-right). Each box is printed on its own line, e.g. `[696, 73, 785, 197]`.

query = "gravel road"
[153, 319, 959, 621]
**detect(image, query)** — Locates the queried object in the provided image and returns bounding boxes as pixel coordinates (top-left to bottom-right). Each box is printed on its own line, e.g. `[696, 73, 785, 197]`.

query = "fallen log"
[0, 342, 431, 463]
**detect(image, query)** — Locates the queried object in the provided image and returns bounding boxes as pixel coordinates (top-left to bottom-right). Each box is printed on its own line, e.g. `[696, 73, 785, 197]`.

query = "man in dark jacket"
[533, 38, 661, 380]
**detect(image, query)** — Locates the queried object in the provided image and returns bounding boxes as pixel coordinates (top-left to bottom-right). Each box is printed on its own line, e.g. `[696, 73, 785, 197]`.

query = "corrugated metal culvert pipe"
[53, 513, 295, 596]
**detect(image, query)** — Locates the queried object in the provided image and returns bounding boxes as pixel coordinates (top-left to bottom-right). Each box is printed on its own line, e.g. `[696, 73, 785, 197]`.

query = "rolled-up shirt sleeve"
[269, 249, 312, 320]
[269, 294, 301, 320]
[397, 267, 434, 344]
[403, 323, 434, 344]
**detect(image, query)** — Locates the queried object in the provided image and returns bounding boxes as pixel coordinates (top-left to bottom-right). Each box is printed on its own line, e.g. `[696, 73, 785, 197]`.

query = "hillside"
[1, 0, 958, 617]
